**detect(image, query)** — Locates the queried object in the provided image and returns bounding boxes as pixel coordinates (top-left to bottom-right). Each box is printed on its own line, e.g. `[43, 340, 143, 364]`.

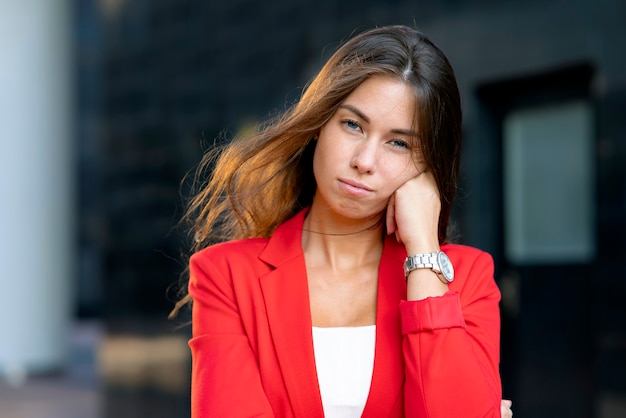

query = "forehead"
[340, 75, 417, 129]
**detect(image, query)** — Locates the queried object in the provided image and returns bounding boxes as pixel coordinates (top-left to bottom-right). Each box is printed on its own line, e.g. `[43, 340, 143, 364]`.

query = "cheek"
[312, 148, 321, 183]
[312, 128, 343, 174]
[378, 165, 419, 198]
[387, 160, 421, 185]
[312, 139, 331, 183]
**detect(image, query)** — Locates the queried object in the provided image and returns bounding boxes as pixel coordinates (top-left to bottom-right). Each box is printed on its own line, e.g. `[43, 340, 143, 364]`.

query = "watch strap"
[404, 251, 451, 284]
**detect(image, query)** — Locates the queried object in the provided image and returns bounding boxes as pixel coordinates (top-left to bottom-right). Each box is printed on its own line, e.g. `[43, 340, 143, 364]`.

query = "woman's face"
[312, 75, 425, 223]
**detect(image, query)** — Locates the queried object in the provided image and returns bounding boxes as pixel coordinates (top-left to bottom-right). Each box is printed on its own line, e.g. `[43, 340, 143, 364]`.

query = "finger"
[500, 400, 513, 418]
[500, 405, 512, 418]
[386, 194, 396, 235]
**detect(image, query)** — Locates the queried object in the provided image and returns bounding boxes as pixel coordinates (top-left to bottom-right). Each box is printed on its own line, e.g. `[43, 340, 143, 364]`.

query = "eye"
[342, 119, 362, 132]
[390, 138, 410, 149]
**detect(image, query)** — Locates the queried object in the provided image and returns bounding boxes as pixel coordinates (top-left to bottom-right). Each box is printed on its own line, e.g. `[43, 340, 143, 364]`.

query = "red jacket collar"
[260, 208, 407, 266]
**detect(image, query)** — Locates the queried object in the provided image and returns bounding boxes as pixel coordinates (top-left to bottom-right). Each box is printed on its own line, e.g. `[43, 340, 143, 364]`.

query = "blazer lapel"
[362, 236, 407, 418]
[259, 211, 324, 418]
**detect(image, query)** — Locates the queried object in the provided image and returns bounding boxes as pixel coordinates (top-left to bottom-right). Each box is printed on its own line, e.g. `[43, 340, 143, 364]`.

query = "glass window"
[503, 100, 595, 264]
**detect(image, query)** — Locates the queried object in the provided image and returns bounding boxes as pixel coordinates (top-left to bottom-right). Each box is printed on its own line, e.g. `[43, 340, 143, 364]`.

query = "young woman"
[183, 25, 512, 417]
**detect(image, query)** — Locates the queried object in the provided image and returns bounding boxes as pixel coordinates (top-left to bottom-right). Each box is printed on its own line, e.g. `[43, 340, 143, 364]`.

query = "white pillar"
[0, 0, 74, 379]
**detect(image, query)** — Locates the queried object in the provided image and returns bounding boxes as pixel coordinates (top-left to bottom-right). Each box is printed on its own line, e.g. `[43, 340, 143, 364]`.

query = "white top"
[312, 325, 376, 418]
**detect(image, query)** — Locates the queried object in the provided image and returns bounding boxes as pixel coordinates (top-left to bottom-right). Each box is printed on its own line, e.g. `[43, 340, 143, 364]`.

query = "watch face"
[437, 252, 455, 282]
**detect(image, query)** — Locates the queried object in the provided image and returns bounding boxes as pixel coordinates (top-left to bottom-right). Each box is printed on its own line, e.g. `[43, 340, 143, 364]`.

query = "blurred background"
[1, 0, 625, 417]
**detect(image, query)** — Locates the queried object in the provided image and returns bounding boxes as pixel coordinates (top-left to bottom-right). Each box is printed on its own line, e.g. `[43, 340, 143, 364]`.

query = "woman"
[183, 25, 512, 417]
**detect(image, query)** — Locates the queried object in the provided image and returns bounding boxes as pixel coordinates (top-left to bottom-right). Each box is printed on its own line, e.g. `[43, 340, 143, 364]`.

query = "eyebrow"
[338, 104, 419, 137]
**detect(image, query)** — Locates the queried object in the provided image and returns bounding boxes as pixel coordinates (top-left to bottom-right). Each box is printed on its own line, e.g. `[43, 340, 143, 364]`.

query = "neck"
[302, 205, 385, 272]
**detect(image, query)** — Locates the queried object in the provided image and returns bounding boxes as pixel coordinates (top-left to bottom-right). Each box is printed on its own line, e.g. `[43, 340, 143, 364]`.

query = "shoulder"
[190, 237, 270, 271]
[188, 237, 274, 299]
[193, 237, 269, 259]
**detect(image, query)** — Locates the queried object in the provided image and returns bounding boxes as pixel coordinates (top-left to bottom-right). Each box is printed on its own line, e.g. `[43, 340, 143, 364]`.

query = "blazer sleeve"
[400, 250, 502, 417]
[188, 253, 275, 418]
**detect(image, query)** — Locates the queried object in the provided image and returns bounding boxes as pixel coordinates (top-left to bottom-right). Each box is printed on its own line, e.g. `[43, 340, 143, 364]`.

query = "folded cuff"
[400, 291, 466, 334]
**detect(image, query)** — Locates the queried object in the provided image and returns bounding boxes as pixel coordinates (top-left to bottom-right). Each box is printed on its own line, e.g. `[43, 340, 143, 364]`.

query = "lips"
[338, 178, 374, 196]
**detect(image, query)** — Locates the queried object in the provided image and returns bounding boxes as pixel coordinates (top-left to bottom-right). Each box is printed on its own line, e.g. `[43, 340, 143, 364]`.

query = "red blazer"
[189, 209, 502, 417]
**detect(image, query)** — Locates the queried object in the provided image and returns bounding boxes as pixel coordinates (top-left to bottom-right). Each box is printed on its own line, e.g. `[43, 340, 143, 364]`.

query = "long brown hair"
[186, 25, 462, 252]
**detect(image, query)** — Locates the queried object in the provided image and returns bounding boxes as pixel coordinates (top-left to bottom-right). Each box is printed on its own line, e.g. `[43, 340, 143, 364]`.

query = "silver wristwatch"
[404, 251, 454, 284]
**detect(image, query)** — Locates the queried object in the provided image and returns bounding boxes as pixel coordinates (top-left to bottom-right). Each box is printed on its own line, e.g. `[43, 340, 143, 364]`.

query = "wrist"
[406, 269, 449, 300]
[404, 240, 440, 255]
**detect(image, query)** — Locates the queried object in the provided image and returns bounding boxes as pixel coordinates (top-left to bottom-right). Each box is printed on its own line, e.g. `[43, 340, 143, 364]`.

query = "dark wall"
[76, 0, 626, 416]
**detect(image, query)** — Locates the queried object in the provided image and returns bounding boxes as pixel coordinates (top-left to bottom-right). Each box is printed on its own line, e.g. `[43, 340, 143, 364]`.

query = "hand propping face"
[385, 171, 441, 253]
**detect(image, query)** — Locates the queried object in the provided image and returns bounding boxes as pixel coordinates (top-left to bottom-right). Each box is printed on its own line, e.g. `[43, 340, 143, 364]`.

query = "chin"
[336, 205, 385, 223]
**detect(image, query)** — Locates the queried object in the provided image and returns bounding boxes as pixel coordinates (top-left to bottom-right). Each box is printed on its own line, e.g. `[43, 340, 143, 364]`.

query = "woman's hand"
[501, 399, 513, 417]
[385, 171, 441, 254]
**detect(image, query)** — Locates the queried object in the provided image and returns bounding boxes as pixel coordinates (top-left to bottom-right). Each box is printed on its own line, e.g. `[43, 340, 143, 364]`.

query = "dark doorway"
[478, 63, 598, 418]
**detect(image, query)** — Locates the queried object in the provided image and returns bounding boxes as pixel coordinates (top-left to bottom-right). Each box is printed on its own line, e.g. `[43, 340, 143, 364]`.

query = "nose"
[350, 139, 377, 174]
